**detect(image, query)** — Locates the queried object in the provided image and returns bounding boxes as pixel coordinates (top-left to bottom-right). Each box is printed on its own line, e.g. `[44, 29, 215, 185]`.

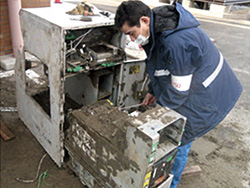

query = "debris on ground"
[0, 121, 15, 141]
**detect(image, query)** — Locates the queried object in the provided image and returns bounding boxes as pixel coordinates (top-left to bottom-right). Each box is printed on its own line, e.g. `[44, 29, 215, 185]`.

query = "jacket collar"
[144, 3, 200, 60]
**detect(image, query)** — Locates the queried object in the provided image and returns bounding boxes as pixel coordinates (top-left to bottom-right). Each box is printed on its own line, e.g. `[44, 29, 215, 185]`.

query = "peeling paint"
[25, 69, 46, 85]
[72, 122, 97, 162]
[65, 100, 186, 187]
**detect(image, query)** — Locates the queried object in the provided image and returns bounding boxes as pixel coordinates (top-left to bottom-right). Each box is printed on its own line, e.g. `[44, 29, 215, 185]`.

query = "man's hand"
[142, 93, 156, 105]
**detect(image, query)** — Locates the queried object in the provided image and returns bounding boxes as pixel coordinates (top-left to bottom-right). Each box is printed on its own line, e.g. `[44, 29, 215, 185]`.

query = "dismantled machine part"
[65, 100, 186, 188]
[65, 28, 126, 73]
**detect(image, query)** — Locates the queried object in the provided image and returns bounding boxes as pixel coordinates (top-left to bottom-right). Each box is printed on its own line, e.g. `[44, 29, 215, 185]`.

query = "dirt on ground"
[0, 71, 250, 188]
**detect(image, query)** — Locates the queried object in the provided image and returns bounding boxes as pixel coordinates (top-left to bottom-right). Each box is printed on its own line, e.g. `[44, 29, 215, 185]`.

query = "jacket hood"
[144, 3, 200, 59]
[152, 3, 200, 35]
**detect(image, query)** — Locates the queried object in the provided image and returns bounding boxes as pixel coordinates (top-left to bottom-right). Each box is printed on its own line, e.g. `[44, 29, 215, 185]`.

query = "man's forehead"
[121, 22, 138, 34]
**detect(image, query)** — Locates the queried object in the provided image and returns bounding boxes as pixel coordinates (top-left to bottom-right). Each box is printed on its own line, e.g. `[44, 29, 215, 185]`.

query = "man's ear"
[140, 16, 150, 26]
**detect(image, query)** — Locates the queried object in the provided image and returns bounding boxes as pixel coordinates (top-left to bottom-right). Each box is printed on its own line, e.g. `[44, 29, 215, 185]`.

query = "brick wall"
[0, 0, 50, 56]
[0, 0, 12, 56]
[21, 0, 51, 8]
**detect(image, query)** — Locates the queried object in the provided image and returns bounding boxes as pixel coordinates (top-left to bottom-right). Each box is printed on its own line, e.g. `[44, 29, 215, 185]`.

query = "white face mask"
[134, 21, 150, 46]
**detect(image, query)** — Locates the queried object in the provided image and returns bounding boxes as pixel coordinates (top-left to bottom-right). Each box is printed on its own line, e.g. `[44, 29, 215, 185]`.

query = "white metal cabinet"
[16, 4, 123, 167]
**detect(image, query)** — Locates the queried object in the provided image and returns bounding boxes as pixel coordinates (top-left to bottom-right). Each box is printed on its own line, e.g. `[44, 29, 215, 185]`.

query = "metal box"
[16, 3, 146, 167]
[65, 100, 185, 188]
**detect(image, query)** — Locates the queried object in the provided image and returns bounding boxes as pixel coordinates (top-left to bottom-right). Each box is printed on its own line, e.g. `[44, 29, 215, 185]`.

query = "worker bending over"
[115, 1, 242, 187]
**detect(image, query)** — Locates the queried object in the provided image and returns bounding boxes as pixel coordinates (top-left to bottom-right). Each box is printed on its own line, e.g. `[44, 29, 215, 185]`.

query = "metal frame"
[16, 3, 120, 167]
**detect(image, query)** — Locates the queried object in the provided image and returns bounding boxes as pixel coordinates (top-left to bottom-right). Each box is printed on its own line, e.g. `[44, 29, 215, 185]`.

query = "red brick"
[4, 45, 12, 50]
[3, 29, 10, 34]
[4, 50, 13, 55]
[5, 41, 12, 46]
[0, 0, 50, 55]
[3, 25, 10, 30]
[21, 2, 27, 7]
[0, 44, 5, 51]
[0, 1, 7, 6]
[3, 33, 11, 39]
[40, 2, 50, 7]
[0, 8, 8, 14]
[1, 19, 9, 25]
[3, 37, 12, 43]
[1, 24, 10, 30]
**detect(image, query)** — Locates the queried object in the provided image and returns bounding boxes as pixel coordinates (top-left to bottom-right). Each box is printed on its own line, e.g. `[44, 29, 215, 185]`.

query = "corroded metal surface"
[65, 100, 186, 188]
[15, 50, 64, 166]
[17, 5, 126, 167]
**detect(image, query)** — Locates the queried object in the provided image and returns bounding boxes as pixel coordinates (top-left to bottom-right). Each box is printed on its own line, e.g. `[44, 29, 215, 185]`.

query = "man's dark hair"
[115, 1, 151, 29]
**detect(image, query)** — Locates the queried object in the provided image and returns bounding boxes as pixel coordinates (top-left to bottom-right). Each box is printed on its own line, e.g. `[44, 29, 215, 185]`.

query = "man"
[115, 1, 242, 188]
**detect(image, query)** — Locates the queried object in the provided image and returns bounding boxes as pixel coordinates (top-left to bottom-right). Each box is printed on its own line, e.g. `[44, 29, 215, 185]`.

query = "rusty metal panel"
[20, 8, 66, 129]
[18, 4, 124, 167]
[20, 3, 114, 30]
[65, 101, 153, 188]
[15, 50, 64, 166]
[65, 69, 114, 106]
[117, 60, 146, 107]
[157, 174, 173, 188]
[18, 9, 66, 167]
[65, 101, 186, 188]
[20, 10, 64, 67]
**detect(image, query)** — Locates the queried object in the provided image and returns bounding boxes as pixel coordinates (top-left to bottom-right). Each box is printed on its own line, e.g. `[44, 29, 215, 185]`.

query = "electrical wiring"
[16, 153, 47, 183]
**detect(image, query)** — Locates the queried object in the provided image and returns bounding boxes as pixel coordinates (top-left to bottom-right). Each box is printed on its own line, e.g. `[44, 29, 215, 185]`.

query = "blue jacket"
[143, 3, 242, 145]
